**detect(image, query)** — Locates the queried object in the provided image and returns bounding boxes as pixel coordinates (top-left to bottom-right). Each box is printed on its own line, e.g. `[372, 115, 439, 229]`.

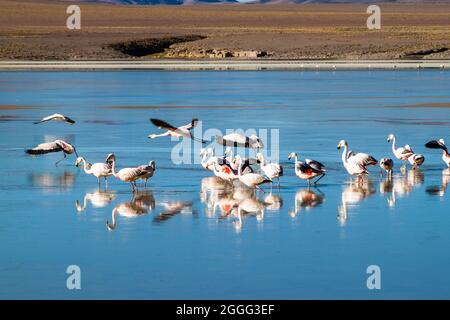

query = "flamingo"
[34, 113, 75, 125]
[288, 152, 326, 187]
[148, 118, 206, 143]
[212, 157, 237, 183]
[387, 134, 414, 167]
[215, 133, 264, 153]
[256, 152, 283, 188]
[224, 147, 255, 174]
[106, 154, 147, 192]
[237, 157, 271, 191]
[425, 139, 450, 168]
[288, 188, 324, 218]
[137, 160, 156, 188]
[379, 158, 394, 177]
[408, 153, 425, 169]
[25, 139, 78, 166]
[337, 140, 377, 181]
[75, 154, 113, 187]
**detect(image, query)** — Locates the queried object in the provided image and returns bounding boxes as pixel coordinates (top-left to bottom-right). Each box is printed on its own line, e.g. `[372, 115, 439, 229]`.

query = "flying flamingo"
[237, 157, 271, 192]
[137, 160, 156, 188]
[106, 154, 147, 192]
[387, 134, 414, 168]
[26, 139, 78, 166]
[256, 152, 283, 188]
[215, 133, 264, 154]
[425, 139, 450, 168]
[337, 140, 377, 182]
[288, 152, 326, 187]
[379, 158, 394, 177]
[75, 154, 113, 187]
[148, 118, 206, 143]
[34, 113, 75, 125]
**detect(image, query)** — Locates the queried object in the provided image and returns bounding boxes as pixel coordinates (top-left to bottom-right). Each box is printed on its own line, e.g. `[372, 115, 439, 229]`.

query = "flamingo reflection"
[338, 179, 376, 225]
[288, 188, 324, 218]
[76, 189, 116, 212]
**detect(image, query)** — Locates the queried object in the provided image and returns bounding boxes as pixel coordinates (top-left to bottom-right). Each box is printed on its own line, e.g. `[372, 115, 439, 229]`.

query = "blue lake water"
[0, 70, 449, 299]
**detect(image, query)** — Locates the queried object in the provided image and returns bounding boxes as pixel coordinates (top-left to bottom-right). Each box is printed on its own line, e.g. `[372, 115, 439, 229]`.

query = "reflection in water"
[29, 171, 76, 191]
[288, 188, 324, 218]
[426, 168, 450, 197]
[75, 189, 116, 212]
[380, 169, 424, 207]
[153, 200, 193, 223]
[338, 178, 376, 225]
[106, 190, 155, 230]
[200, 182, 283, 232]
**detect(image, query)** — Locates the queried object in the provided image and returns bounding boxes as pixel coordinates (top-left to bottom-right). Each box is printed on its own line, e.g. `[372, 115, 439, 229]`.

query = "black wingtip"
[425, 140, 446, 151]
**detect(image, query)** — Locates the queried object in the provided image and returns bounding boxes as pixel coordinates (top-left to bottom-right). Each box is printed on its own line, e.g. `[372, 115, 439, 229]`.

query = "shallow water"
[0, 70, 449, 299]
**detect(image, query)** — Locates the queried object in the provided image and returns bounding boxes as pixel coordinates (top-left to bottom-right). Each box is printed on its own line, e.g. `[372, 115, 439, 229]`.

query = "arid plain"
[1, 0, 450, 60]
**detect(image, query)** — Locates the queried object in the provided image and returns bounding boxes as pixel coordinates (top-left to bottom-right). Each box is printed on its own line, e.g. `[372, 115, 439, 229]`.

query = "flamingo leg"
[314, 173, 326, 186]
[55, 153, 67, 166]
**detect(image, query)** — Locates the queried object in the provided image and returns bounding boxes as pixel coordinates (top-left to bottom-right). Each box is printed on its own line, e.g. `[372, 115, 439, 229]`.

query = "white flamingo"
[106, 154, 147, 192]
[387, 134, 414, 167]
[237, 157, 271, 191]
[137, 160, 156, 188]
[425, 139, 450, 168]
[26, 139, 78, 166]
[337, 140, 377, 180]
[224, 147, 255, 173]
[212, 157, 237, 183]
[379, 158, 394, 177]
[148, 118, 206, 143]
[256, 152, 283, 188]
[288, 152, 326, 187]
[408, 153, 425, 169]
[75, 154, 113, 187]
[34, 113, 75, 125]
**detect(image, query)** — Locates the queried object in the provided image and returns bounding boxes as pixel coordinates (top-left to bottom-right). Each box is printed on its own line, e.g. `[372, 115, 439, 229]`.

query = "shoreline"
[0, 60, 449, 71]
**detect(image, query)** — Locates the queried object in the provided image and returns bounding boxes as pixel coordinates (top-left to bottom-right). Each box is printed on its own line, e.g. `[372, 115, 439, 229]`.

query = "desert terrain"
[0, 0, 450, 60]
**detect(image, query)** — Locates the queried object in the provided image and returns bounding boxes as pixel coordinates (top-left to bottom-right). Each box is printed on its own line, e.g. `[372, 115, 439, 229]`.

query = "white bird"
[288, 152, 326, 187]
[148, 118, 206, 143]
[26, 139, 78, 166]
[237, 157, 271, 191]
[137, 160, 156, 188]
[379, 158, 394, 177]
[408, 153, 425, 169]
[215, 133, 264, 151]
[75, 154, 113, 187]
[425, 139, 450, 168]
[337, 140, 377, 179]
[200, 148, 219, 172]
[256, 152, 283, 188]
[34, 113, 75, 125]
[224, 147, 255, 174]
[387, 134, 414, 167]
[212, 157, 237, 183]
[106, 154, 147, 192]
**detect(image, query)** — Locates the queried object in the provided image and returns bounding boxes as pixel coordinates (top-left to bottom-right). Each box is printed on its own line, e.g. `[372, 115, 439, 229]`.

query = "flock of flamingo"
[25, 113, 450, 192]
[23, 113, 450, 230]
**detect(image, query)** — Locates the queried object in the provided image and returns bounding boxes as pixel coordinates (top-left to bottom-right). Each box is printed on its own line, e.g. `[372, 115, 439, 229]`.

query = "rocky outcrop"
[165, 48, 270, 58]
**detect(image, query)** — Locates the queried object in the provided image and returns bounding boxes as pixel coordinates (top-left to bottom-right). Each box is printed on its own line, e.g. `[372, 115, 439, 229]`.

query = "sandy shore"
[1, 1, 450, 60]
[0, 60, 449, 70]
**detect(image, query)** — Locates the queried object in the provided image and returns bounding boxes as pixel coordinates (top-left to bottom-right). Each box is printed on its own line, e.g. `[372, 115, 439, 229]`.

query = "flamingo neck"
[111, 160, 119, 178]
[81, 159, 92, 174]
[341, 144, 348, 163]
[201, 152, 208, 165]
[238, 160, 243, 177]
[391, 136, 397, 154]
[294, 155, 300, 175]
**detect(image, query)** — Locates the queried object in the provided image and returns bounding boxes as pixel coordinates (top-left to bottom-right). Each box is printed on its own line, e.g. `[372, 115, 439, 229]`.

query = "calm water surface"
[0, 70, 449, 299]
